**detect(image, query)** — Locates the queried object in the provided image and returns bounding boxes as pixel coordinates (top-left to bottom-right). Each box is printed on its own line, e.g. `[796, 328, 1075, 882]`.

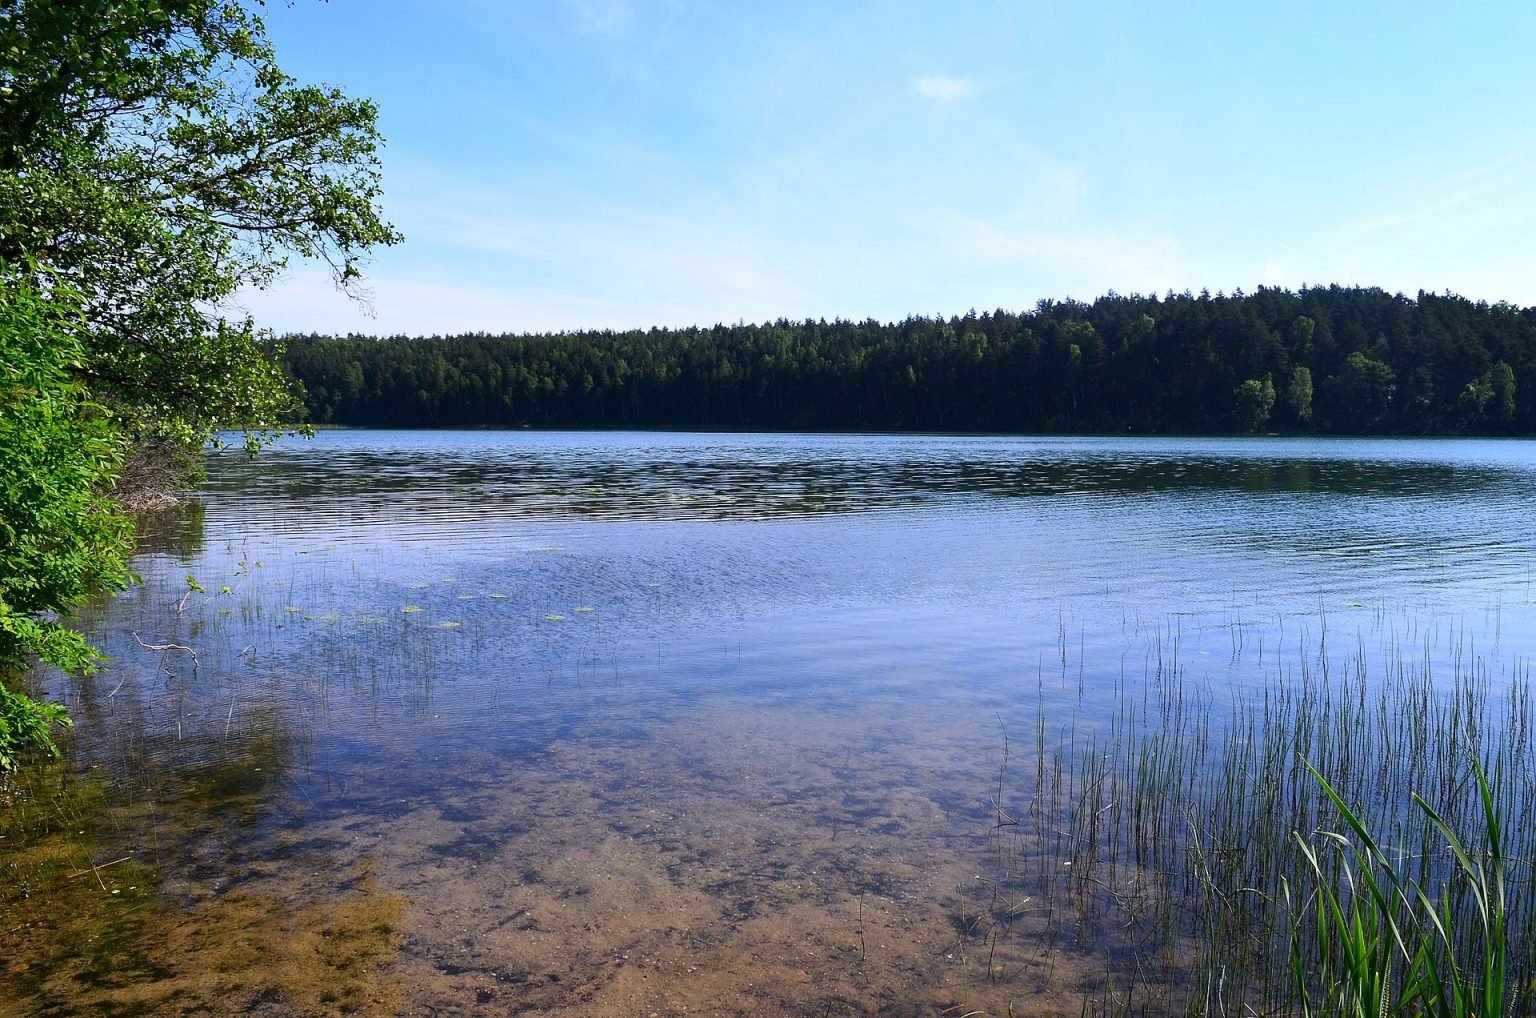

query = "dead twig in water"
[132, 631, 199, 672]
[68, 855, 135, 891]
[66, 855, 134, 880]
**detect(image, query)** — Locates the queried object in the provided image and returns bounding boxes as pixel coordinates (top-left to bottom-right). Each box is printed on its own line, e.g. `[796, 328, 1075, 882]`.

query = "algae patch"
[2, 761, 405, 1016]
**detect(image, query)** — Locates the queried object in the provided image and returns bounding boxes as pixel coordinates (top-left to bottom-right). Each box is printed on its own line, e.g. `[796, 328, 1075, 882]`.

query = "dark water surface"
[7, 432, 1536, 1016]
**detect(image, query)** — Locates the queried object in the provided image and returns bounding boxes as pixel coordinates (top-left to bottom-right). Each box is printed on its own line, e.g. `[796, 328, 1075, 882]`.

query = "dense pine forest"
[283, 286, 1536, 435]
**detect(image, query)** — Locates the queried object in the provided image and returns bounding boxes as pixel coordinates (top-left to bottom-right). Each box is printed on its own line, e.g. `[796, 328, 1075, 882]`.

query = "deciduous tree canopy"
[0, 0, 399, 446]
[0, 0, 396, 766]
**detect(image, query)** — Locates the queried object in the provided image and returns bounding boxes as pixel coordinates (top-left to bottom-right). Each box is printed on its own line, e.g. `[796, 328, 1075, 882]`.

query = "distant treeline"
[282, 286, 1536, 435]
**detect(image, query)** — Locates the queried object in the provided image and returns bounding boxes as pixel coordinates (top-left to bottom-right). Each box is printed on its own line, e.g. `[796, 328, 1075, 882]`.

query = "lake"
[6, 432, 1535, 1016]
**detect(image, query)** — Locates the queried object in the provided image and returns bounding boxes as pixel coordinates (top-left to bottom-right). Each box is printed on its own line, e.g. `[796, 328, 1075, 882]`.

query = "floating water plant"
[401, 606, 423, 614]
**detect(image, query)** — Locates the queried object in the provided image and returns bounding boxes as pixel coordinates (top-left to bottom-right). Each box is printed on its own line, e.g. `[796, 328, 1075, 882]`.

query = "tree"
[1457, 360, 1518, 433]
[1286, 365, 1314, 426]
[1490, 360, 1516, 430]
[1458, 372, 1495, 430]
[0, 1, 397, 763]
[1233, 375, 1276, 433]
[1288, 315, 1316, 358]
[0, 0, 400, 449]
[1323, 353, 1397, 433]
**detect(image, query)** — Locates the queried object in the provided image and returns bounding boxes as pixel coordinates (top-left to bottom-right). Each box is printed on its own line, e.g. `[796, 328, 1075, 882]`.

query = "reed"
[1286, 759, 1507, 1017]
[983, 613, 1535, 1016]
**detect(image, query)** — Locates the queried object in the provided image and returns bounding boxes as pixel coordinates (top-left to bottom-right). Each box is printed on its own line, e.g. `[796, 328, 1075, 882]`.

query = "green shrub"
[0, 683, 71, 772]
[0, 265, 135, 767]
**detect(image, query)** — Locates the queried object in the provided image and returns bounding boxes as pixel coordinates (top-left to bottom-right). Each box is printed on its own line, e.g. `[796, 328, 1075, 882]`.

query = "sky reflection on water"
[17, 432, 1536, 1016]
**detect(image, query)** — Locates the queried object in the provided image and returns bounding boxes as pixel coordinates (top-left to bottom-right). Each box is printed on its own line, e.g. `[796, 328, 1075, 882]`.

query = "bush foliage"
[0, 269, 134, 769]
[0, 1, 396, 768]
[0, 269, 134, 677]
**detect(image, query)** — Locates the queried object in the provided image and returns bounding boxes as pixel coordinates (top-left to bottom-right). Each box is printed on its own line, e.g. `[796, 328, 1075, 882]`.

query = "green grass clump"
[1289, 759, 1507, 1018]
[978, 616, 1534, 1017]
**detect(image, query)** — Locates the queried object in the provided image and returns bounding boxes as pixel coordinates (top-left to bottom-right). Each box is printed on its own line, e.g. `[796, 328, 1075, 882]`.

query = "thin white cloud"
[394, 188, 544, 260]
[563, 0, 635, 36]
[911, 75, 976, 101]
[237, 195, 827, 336]
[1340, 186, 1492, 239]
[234, 265, 381, 335]
[1272, 243, 1350, 282]
[1336, 157, 1533, 238]
[943, 215, 1183, 290]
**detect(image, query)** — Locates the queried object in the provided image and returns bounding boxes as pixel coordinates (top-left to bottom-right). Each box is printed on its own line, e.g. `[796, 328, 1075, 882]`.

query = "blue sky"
[240, 0, 1536, 336]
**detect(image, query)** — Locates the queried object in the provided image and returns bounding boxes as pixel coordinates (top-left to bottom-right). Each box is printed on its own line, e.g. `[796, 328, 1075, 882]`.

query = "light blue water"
[83, 430, 1536, 841]
[26, 432, 1536, 1014]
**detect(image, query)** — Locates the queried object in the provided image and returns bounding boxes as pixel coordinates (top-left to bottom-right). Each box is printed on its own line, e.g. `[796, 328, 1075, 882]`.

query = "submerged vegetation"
[285, 286, 1536, 436]
[1, 746, 404, 1014]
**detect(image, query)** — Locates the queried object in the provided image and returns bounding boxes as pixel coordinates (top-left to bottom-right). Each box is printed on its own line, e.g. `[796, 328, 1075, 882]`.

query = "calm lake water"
[7, 432, 1536, 1016]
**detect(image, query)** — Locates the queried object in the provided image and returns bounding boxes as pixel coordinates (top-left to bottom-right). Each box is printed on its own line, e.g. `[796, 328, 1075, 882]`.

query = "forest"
[284, 285, 1532, 436]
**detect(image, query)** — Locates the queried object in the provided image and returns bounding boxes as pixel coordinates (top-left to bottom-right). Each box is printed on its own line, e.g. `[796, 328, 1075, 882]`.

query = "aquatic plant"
[1288, 760, 1508, 1018]
[981, 618, 1535, 1016]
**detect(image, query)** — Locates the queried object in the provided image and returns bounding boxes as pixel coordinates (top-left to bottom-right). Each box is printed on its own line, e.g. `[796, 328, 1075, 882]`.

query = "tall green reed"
[982, 615, 1534, 1016]
[1286, 759, 1507, 1018]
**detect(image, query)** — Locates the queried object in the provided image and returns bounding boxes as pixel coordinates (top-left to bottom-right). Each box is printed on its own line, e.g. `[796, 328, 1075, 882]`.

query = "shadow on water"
[133, 500, 206, 559]
[200, 433, 1530, 525]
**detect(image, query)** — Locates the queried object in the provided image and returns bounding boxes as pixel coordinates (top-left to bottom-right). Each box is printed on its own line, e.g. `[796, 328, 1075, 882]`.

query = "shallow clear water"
[8, 432, 1536, 1015]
